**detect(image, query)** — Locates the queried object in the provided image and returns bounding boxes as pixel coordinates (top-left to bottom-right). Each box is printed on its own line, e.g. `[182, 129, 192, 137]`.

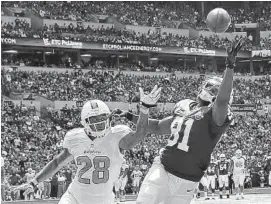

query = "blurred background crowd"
[2, 1, 271, 50]
[1, 69, 271, 201]
[1, 1, 271, 30]
[1, 69, 270, 104]
[1, 0, 271, 202]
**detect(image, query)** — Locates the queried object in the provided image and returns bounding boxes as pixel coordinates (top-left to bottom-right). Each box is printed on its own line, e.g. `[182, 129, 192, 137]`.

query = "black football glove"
[226, 38, 244, 69]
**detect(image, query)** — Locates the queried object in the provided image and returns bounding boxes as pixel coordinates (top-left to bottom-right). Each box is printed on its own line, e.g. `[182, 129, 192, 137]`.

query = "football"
[206, 8, 231, 33]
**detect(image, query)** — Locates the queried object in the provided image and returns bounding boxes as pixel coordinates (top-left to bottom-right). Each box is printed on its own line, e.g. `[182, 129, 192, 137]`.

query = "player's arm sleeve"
[34, 148, 73, 184]
[212, 68, 234, 126]
[148, 116, 174, 135]
[123, 111, 173, 135]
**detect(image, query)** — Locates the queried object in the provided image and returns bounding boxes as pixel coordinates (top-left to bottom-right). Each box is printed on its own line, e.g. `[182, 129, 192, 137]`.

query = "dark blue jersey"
[161, 104, 233, 182]
[217, 161, 230, 175]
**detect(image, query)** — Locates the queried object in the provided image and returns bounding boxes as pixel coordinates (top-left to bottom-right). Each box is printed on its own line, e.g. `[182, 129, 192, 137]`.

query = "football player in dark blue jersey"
[118, 39, 243, 204]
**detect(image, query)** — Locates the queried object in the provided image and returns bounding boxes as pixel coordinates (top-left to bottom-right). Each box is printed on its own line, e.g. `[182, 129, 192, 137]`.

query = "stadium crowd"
[1, 1, 271, 201]
[1, 18, 255, 50]
[2, 69, 271, 104]
[2, 1, 271, 30]
[1, 66, 271, 200]
[1, 95, 270, 201]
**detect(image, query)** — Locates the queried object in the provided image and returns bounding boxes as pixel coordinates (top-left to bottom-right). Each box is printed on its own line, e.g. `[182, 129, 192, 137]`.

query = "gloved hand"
[226, 38, 244, 69]
[139, 85, 162, 108]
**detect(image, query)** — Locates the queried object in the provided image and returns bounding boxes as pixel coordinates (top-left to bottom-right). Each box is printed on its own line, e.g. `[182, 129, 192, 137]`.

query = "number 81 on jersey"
[167, 118, 194, 152]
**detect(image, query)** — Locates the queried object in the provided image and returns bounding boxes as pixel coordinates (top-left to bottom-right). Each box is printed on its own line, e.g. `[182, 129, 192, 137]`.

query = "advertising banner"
[231, 104, 256, 112]
[252, 50, 271, 57]
[1, 38, 251, 57]
[102, 44, 162, 52]
[184, 47, 216, 56]
[1, 38, 17, 44]
[43, 38, 83, 49]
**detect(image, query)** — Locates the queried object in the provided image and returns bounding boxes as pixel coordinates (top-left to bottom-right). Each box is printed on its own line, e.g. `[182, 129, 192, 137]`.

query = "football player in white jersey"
[131, 165, 143, 195]
[14, 85, 161, 204]
[230, 149, 246, 200]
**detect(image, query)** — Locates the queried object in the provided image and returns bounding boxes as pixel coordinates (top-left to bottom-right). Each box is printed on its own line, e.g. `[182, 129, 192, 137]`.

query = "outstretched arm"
[119, 85, 162, 150]
[132, 113, 173, 135]
[115, 111, 173, 135]
[31, 148, 73, 185]
[212, 39, 243, 126]
[119, 106, 149, 150]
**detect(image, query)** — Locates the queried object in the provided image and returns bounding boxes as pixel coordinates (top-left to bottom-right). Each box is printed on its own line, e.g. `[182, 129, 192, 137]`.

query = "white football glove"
[139, 85, 162, 108]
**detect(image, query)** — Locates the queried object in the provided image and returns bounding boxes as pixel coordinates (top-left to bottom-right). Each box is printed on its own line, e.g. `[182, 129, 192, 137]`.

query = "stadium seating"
[2, 69, 270, 104]
[1, 97, 270, 200]
[2, 1, 271, 30]
[1, 20, 255, 50]
[1, 1, 271, 201]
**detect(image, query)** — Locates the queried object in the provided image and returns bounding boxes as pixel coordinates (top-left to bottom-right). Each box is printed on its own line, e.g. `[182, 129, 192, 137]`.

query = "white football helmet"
[220, 153, 226, 161]
[198, 76, 233, 104]
[236, 149, 242, 158]
[81, 100, 111, 138]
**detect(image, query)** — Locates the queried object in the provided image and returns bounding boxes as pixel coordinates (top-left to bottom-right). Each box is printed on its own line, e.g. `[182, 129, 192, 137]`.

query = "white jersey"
[232, 156, 246, 175]
[25, 172, 35, 182]
[63, 125, 131, 204]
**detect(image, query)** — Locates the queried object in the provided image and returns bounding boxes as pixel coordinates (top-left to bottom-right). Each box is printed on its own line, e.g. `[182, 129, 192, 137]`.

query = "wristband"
[139, 101, 157, 108]
[226, 64, 235, 69]
[140, 105, 149, 114]
[226, 60, 235, 70]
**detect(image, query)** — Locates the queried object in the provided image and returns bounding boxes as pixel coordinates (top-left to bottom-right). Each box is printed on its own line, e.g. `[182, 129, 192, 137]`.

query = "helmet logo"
[90, 102, 98, 109]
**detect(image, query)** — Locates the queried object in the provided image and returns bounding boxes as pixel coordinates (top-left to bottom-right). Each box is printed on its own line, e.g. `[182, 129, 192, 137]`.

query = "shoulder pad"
[65, 128, 85, 139]
[111, 125, 132, 134]
[173, 99, 197, 116]
[63, 128, 85, 149]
